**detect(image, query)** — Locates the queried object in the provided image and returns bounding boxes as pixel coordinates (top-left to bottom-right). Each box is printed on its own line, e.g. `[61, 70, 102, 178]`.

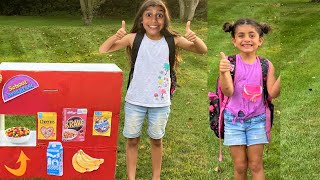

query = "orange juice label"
[92, 111, 112, 136]
[37, 112, 57, 140]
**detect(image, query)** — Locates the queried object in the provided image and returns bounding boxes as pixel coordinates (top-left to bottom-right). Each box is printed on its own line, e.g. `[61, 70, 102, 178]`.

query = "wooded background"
[0, 0, 207, 25]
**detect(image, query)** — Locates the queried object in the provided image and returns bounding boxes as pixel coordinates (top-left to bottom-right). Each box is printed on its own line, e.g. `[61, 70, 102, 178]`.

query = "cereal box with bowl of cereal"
[62, 108, 87, 142]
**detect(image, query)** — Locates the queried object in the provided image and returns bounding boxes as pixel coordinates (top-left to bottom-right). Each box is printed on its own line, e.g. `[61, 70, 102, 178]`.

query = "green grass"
[1, 1, 320, 179]
[279, 1, 320, 179]
[208, 1, 281, 179]
[208, 0, 320, 179]
[0, 16, 208, 179]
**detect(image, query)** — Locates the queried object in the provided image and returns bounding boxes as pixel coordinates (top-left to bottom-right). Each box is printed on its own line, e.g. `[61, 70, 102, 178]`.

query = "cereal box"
[62, 108, 87, 142]
[37, 112, 57, 140]
[47, 142, 63, 176]
[92, 111, 112, 136]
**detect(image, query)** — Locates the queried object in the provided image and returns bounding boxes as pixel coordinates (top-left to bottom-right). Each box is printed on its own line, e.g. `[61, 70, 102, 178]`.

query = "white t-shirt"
[125, 34, 171, 107]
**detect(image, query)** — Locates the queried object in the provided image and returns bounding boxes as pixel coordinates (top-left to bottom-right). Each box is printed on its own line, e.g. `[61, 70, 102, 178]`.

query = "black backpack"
[127, 32, 177, 98]
[209, 55, 274, 139]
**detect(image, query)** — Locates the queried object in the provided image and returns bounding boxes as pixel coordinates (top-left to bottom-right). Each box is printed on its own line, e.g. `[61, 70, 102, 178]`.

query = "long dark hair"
[127, 0, 181, 70]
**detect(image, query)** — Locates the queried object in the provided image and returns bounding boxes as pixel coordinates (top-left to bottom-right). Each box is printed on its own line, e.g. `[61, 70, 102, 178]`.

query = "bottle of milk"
[47, 142, 63, 176]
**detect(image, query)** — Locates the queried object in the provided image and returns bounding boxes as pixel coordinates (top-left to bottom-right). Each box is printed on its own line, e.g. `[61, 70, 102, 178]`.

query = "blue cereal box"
[47, 142, 63, 176]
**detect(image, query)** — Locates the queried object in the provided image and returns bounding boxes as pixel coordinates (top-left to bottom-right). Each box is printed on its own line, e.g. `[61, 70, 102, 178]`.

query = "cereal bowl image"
[62, 129, 78, 140]
[5, 126, 31, 144]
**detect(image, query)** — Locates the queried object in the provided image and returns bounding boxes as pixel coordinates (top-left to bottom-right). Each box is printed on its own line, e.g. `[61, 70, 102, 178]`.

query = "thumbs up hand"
[115, 20, 127, 40]
[219, 52, 231, 73]
[185, 21, 197, 42]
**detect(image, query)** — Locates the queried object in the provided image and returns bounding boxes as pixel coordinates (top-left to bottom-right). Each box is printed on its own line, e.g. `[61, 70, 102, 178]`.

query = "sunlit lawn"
[0, 16, 208, 179]
[208, 0, 320, 179]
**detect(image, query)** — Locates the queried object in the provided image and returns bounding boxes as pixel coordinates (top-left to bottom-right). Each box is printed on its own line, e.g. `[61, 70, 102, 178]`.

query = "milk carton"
[47, 142, 63, 176]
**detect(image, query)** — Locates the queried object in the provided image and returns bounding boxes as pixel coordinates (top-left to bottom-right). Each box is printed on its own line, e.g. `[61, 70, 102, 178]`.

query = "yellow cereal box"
[37, 112, 57, 140]
[92, 111, 112, 136]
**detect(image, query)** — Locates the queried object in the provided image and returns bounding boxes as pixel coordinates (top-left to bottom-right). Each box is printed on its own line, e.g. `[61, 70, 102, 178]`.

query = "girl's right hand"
[219, 52, 231, 74]
[99, 20, 131, 53]
[0, 74, 2, 83]
[218, 52, 234, 96]
[115, 20, 127, 40]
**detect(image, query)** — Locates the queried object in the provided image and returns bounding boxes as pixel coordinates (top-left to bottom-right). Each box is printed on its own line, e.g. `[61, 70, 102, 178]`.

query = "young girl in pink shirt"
[219, 18, 280, 179]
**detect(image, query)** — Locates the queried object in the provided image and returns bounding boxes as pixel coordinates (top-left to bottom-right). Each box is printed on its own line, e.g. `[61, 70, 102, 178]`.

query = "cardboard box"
[37, 112, 57, 140]
[47, 142, 63, 176]
[93, 111, 112, 136]
[0, 63, 123, 179]
[62, 108, 87, 142]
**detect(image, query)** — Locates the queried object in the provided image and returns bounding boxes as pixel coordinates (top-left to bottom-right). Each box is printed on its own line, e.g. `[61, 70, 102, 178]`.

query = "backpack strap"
[227, 55, 236, 80]
[259, 57, 273, 142]
[164, 35, 175, 72]
[217, 54, 236, 162]
[259, 57, 269, 101]
[164, 35, 176, 97]
[218, 54, 237, 136]
[127, 32, 144, 89]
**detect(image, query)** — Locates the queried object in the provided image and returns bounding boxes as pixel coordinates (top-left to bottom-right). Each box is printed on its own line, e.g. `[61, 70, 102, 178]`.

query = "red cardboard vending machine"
[0, 62, 123, 179]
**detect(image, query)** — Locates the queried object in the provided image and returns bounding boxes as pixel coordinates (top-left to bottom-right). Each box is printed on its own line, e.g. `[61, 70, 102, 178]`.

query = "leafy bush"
[0, 0, 207, 20]
[0, 0, 80, 16]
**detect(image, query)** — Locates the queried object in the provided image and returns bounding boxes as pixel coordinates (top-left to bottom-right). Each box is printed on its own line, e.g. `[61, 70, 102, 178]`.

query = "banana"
[76, 152, 99, 171]
[79, 149, 104, 165]
[72, 152, 86, 173]
[72, 149, 105, 173]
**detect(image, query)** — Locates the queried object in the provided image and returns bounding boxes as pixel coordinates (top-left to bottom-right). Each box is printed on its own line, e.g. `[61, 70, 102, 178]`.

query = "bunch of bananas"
[72, 149, 104, 173]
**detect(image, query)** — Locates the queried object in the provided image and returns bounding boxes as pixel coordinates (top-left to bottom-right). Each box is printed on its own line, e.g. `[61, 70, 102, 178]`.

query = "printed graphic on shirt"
[154, 62, 170, 100]
[243, 84, 262, 102]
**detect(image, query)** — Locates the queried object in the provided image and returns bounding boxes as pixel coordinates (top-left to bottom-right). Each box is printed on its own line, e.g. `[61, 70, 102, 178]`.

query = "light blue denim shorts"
[223, 110, 268, 146]
[123, 102, 170, 139]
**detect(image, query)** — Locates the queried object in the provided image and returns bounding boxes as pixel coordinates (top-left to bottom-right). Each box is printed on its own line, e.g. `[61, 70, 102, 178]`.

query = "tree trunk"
[80, 0, 92, 25]
[80, 0, 106, 26]
[179, 0, 200, 21]
[187, 0, 199, 21]
[178, 0, 185, 20]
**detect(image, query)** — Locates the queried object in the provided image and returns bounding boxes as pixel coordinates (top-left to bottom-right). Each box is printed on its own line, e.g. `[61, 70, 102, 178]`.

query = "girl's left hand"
[185, 21, 197, 42]
[0, 74, 2, 83]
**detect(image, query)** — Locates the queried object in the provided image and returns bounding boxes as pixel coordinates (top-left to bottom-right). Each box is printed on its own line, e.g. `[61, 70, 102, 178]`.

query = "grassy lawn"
[208, 1, 281, 179]
[279, 1, 320, 179]
[208, 0, 320, 179]
[0, 16, 208, 179]
[1, 0, 319, 179]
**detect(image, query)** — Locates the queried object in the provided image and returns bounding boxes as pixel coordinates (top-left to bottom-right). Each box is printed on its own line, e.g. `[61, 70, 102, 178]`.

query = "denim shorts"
[123, 102, 170, 139]
[223, 110, 268, 146]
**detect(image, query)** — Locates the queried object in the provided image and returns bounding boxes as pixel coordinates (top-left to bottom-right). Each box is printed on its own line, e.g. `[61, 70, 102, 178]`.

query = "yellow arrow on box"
[4, 150, 30, 176]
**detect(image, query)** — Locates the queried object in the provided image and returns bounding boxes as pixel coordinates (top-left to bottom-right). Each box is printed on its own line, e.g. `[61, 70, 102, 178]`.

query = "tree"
[80, 0, 106, 25]
[310, 0, 320, 2]
[178, 0, 200, 21]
